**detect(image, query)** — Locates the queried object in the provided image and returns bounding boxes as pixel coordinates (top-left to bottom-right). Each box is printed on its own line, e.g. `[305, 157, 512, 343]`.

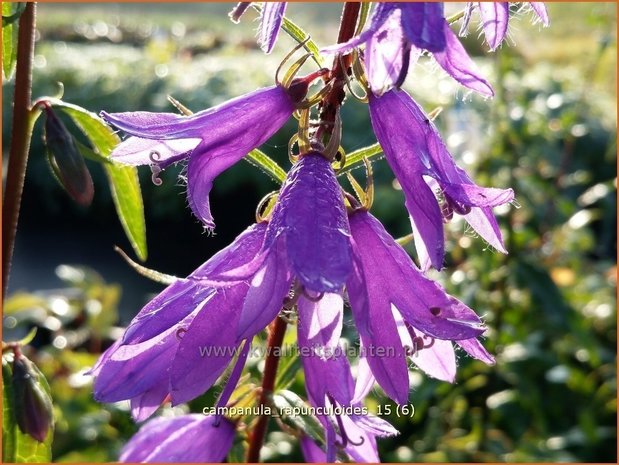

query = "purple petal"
[237, 241, 291, 340]
[399, 2, 446, 52]
[349, 413, 399, 438]
[529, 2, 550, 26]
[214, 339, 252, 413]
[298, 294, 354, 408]
[130, 384, 169, 422]
[259, 2, 287, 53]
[121, 414, 235, 463]
[346, 251, 410, 405]
[340, 415, 381, 463]
[432, 21, 494, 96]
[352, 346, 376, 404]
[444, 182, 514, 208]
[462, 206, 507, 253]
[478, 2, 510, 51]
[365, 7, 413, 97]
[110, 136, 200, 166]
[457, 337, 496, 365]
[101, 86, 294, 141]
[267, 153, 352, 293]
[300, 436, 326, 463]
[170, 285, 248, 405]
[300, 292, 343, 351]
[350, 212, 486, 341]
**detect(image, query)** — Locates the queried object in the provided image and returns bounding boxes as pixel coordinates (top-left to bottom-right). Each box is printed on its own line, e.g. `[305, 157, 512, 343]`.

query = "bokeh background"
[2, 2, 616, 462]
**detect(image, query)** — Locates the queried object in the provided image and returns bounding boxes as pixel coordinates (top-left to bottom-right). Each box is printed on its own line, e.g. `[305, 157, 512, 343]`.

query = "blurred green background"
[2, 2, 616, 462]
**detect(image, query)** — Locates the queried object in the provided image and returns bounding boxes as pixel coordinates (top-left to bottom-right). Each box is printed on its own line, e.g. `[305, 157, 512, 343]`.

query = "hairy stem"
[316, 2, 361, 144]
[2, 2, 37, 301]
[246, 316, 287, 462]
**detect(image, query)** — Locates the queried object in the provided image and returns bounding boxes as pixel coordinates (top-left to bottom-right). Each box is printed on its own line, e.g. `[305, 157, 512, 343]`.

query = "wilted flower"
[369, 88, 514, 270]
[101, 73, 321, 229]
[323, 2, 493, 97]
[346, 209, 493, 404]
[119, 414, 236, 463]
[461, 2, 550, 51]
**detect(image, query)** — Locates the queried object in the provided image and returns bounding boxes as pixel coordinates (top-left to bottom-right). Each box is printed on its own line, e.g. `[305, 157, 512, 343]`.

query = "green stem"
[2, 2, 37, 301]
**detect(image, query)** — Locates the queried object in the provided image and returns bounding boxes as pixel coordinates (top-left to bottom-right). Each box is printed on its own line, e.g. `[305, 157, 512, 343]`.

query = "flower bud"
[44, 106, 94, 206]
[11, 354, 54, 443]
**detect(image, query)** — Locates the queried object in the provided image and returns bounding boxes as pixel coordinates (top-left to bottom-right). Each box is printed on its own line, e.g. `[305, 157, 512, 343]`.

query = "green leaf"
[2, 355, 54, 463]
[274, 351, 301, 391]
[245, 149, 287, 184]
[338, 142, 383, 176]
[46, 99, 148, 261]
[2, 2, 25, 26]
[2, 2, 19, 80]
[271, 390, 325, 444]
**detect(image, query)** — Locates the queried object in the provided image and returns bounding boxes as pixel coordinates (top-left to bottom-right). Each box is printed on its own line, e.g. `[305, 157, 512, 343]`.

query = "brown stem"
[316, 2, 361, 144]
[2, 2, 37, 301]
[245, 316, 287, 463]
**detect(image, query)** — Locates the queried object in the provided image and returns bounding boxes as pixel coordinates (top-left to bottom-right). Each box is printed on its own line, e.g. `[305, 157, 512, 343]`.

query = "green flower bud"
[11, 354, 53, 443]
[44, 106, 94, 206]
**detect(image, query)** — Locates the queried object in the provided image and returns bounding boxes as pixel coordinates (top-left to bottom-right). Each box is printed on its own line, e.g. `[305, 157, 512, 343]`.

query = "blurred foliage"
[2, 2, 616, 463]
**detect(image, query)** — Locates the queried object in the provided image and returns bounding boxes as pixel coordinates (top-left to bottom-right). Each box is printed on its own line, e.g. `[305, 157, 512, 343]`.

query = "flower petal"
[170, 285, 248, 405]
[399, 2, 446, 52]
[110, 136, 200, 166]
[462, 206, 508, 253]
[432, 21, 494, 96]
[130, 384, 169, 422]
[352, 347, 376, 404]
[259, 2, 287, 53]
[529, 2, 550, 26]
[237, 241, 291, 340]
[268, 153, 353, 293]
[478, 2, 510, 51]
[457, 337, 496, 365]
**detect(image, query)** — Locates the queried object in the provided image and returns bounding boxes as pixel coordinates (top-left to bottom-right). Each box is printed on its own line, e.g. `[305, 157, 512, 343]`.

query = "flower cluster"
[93, 2, 548, 463]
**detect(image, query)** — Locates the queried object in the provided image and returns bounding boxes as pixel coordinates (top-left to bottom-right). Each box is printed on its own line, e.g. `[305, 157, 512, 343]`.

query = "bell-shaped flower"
[101, 74, 319, 230]
[461, 2, 549, 51]
[297, 292, 397, 462]
[323, 2, 493, 97]
[90, 222, 267, 419]
[119, 414, 235, 463]
[208, 151, 353, 341]
[369, 88, 514, 270]
[346, 209, 493, 404]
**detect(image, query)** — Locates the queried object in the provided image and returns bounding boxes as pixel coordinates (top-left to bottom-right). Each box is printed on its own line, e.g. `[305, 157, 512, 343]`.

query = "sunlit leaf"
[337, 142, 383, 176]
[245, 149, 287, 184]
[271, 390, 324, 444]
[45, 99, 147, 261]
[1, 2, 20, 80]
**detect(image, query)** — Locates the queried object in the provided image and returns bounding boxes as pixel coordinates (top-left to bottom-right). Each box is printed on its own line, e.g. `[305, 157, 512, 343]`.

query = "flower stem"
[2, 2, 37, 301]
[246, 316, 287, 462]
[316, 2, 361, 143]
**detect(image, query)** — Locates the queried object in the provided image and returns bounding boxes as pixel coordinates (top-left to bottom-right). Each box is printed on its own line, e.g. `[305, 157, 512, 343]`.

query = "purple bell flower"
[462, 2, 550, 51]
[369, 88, 514, 270]
[229, 2, 287, 54]
[101, 75, 319, 230]
[90, 223, 267, 419]
[119, 414, 235, 463]
[346, 209, 493, 404]
[208, 151, 353, 340]
[323, 2, 493, 97]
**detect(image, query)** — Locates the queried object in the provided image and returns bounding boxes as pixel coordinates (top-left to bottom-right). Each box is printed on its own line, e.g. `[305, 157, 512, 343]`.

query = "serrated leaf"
[2, 355, 54, 463]
[2, 2, 19, 80]
[245, 149, 287, 184]
[45, 99, 147, 261]
[338, 142, 383, 176]
[272, 390, 325, 444]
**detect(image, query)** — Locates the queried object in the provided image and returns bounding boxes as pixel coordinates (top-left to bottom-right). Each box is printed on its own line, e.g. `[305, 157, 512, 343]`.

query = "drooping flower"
[90, 223, 267, 419]
[346, 209, 493, 404]
[461, 2, 550, 51]
[369, 88, 514, 270]
[101, 74, 320, 229]
[323, 2, 493, 97]
[119, 414, 236, 463]
[208, 151, 353, 340]
[229, 2, 287, 54]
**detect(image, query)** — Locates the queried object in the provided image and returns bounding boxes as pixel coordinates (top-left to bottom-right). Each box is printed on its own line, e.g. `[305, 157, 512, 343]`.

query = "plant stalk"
[246, 316, 287, 463]
[2, 2, 37, 301]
